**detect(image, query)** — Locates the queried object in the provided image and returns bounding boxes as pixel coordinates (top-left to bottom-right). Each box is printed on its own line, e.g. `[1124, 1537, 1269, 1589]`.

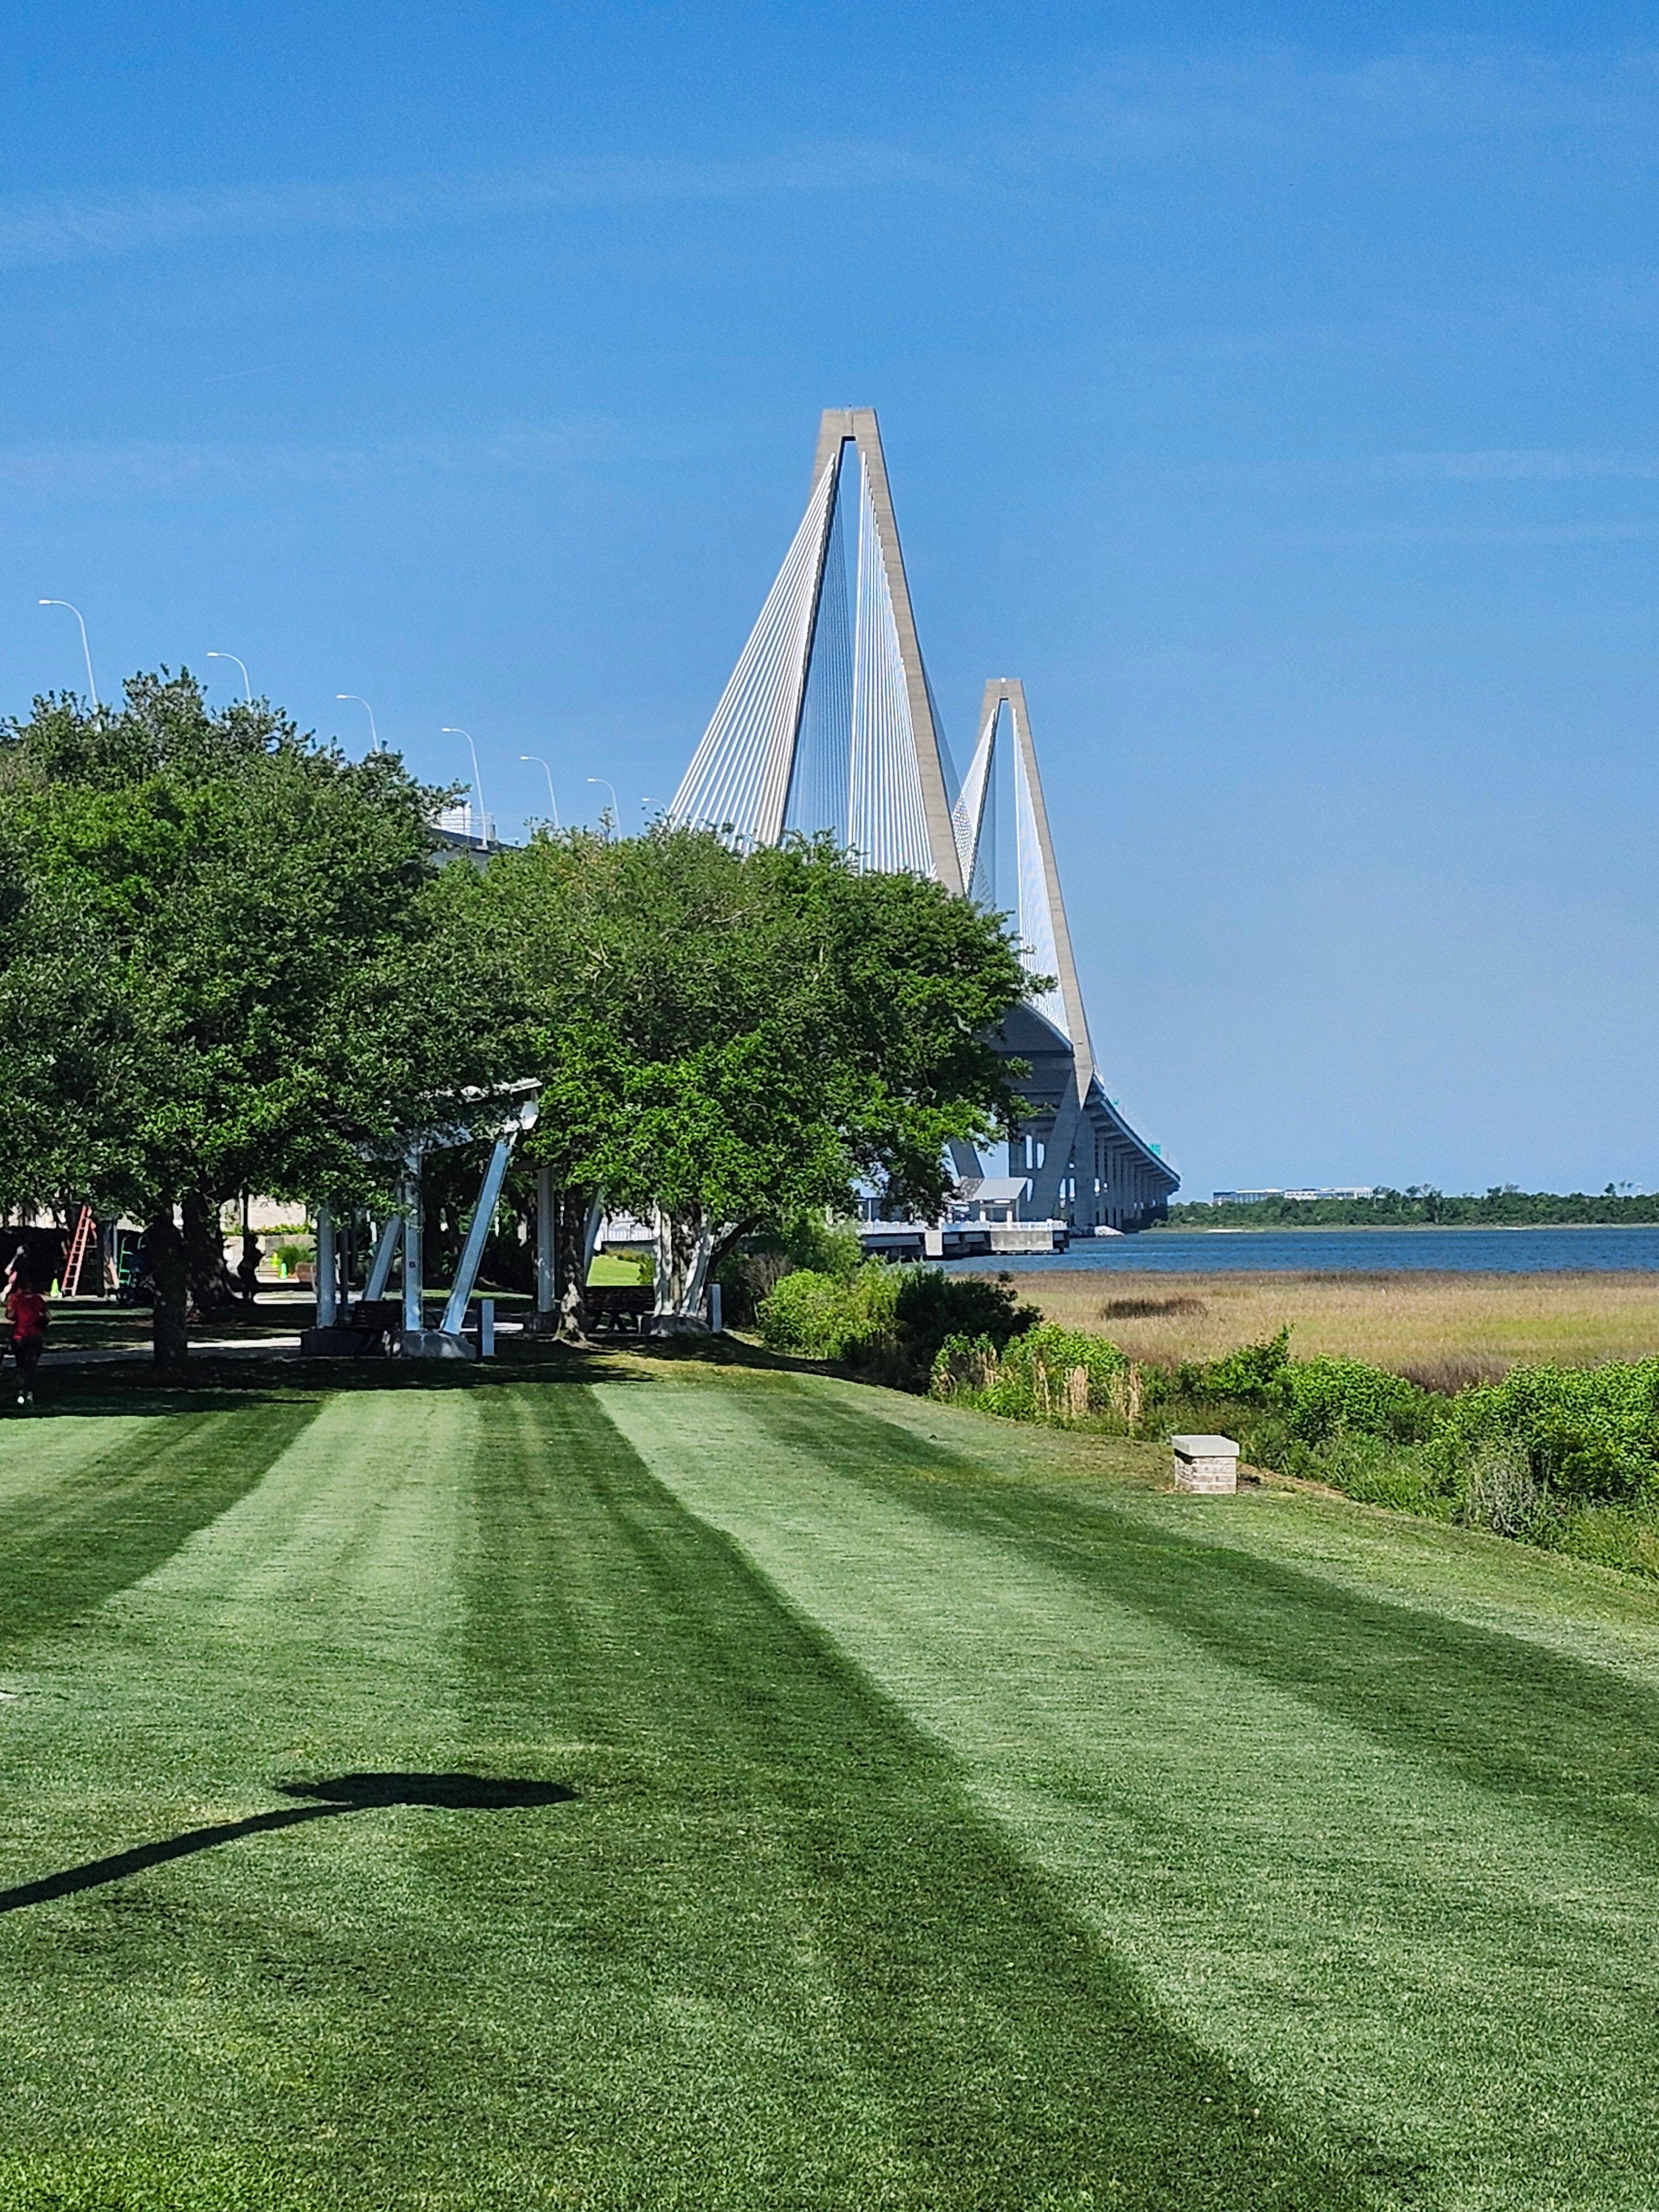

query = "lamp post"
[587, 777, 618, 834]
[336, 694, 380, 752]
[442, 728, 487, 844]
[207, 651, 252, 702]
[38, 599, 98, 707]
[519, 754, 561, 828]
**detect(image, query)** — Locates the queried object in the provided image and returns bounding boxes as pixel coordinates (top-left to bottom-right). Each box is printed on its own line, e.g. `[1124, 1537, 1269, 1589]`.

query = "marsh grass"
[992, 1268, 1659, 1380]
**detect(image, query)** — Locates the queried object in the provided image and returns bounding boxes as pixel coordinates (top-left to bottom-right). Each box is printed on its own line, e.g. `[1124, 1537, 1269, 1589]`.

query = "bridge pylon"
[667, 410, 1178, 1230]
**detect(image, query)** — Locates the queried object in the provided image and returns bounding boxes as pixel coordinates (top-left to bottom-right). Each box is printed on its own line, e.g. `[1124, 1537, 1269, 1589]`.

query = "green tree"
[460, 825, 1033, 1329]
[0, 674, 504, 1364]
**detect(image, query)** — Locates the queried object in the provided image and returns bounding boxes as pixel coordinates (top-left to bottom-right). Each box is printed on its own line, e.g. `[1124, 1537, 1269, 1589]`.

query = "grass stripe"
[0, 1379, 1367, 2210]
[601, 1368, 1659, 2211]
[0, 1389, 479, 2208]
[452, 1381, 1367, 2209]
[729, 1379, 1659, 1856]
[0, 1392, 321, 1660]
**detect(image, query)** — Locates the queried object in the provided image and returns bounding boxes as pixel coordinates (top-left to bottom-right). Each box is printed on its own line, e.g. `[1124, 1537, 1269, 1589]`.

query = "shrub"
[1435, 1359, 1659, 1504]
[1167, 1332, 1436, 1446]
[1180, 1326, 1292, 1405]
[1281, 1357, 1438, 1447]
[758, 1260, 899, 1363]
[718, 1214, 863, 1327]
[1278, 1428, 1454, 1516]
[757, 1262, 1033, 1386]
[931, 1321, 1135, 1426]
[892, 1270, 1037, 1384]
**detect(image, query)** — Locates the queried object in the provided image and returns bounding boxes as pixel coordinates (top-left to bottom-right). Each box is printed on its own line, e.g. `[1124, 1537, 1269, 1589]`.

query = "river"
[944, 1226, 1659, 1275]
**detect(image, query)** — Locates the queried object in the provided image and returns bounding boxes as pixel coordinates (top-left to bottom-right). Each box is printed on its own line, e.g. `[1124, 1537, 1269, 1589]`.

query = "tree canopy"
[1, 681, 1041, 1357]
[446, 824, 1034, 1320]
[0, 674, 503, 1358]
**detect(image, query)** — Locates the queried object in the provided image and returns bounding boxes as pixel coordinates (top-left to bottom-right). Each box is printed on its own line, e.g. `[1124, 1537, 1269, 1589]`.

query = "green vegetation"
[0, 680, 1033, 1359]
[931, 1311, 1659, 1577]
[0, 674, 498, 1361]
[585, 1249, 651, 1286]
[933, 1319, 1137, 1422]
[449, 825, 1030, 1326]
[3, 1358, 1658, 2207]
[758, 1259, 1035, 1385]
[1167, 1185, 1659, 1228]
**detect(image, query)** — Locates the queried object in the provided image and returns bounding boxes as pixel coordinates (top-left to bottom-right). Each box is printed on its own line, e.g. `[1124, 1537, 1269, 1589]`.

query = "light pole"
[519, 754, 561, 828]
[38, 599, 98, 707]
[442, 728, 487, 843]
[336, 694, 380, 752]
[207, 651, 252, 702]
[587, 776, 618, 833]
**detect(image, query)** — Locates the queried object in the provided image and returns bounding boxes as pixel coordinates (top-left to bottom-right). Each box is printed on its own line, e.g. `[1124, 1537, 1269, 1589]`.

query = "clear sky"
[5, 2, 1658, 1198]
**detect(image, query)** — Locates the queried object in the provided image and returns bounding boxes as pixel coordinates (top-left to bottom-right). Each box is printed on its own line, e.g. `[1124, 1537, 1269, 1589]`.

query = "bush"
[1178, 1327, 1291, 1405]
[932, 1322, 1135, 1426]
[1281, 1357, 1438, 1447]
[717, 1214, 863, 1328]
[1169, 1332, 1437, 1447]
[1435, 1359, 1659, 1504]
[758, 1262, 1035, 1386]
[893, 1270, 1037, 1383]
[757, 1261, 899, 1363]
[1310, 1431, 1454, 1517]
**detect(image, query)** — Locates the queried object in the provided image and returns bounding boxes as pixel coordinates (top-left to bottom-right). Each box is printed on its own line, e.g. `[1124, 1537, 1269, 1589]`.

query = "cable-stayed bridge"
[669, 408, 1177, 1232]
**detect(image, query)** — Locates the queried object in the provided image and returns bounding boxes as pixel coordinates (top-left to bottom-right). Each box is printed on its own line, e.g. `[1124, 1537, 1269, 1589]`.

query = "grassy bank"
[985, 1266, 1659, 1386]
[2, 1354, 1657, 2205]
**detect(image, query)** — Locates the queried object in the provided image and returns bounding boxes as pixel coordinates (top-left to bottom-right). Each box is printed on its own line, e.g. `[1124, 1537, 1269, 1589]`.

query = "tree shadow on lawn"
[752, 1389, 1659, 1864]
[0, 1773, 575, 1916]
[22, 1333, 807, 1418]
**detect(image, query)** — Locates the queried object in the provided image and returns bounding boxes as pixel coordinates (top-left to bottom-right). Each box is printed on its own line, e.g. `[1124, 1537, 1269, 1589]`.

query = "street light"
[336, 694, 380, 751]
[206, 651, 252, 702]
[519, 754, 561, 828]
[587, 776, 618, 833]
[38, 599, 98, 707]
[442, 727, 487, 843]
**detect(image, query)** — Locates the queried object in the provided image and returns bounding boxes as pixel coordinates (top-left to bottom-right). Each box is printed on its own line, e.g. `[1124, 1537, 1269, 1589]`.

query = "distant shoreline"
[1148, 1221, 1646, 1235]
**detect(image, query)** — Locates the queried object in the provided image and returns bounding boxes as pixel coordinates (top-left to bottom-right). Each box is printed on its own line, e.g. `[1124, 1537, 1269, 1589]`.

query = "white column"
[315, 1209, 338, 1327]
[401, 1164, 423, 1339]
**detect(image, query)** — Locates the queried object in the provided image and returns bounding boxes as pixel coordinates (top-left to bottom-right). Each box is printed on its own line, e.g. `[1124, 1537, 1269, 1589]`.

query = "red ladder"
[61, 1205, 97, 1296]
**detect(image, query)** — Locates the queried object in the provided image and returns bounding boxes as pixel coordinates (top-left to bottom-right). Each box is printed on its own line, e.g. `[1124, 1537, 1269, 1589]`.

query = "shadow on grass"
[21, 1331, 822, 1417]
[745, 1386, 1659, 1860]
[0, 1773, 575, 1916]
[468, 1385, 1386, 2210]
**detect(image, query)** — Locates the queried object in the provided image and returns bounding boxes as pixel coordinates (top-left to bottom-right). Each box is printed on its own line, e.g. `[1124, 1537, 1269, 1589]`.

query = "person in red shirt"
[5, 1277, 49, 1406]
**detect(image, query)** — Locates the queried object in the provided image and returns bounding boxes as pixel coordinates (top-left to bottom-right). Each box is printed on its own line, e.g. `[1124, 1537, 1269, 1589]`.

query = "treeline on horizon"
[1164, 1188, 1659, 1229]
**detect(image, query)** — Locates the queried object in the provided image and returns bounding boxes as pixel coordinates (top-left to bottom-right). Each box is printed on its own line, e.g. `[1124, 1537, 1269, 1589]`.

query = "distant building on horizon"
[1210, 1187, 1377, 1206]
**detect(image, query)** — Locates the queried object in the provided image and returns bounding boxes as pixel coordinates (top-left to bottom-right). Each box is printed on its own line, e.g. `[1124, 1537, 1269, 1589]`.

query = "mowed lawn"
[2, 1361, 1657, 2208]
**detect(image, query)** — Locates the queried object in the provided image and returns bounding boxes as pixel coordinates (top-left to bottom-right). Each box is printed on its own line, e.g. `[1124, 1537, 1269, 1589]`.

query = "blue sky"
[6, 2, 1659, 1197]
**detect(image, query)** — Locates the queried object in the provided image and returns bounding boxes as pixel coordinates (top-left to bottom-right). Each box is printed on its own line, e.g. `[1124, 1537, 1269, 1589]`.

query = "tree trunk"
[181, 1191, 237, 1321]
[549, 1184, 599, 1343]
[652, 1205, 714, 1333]
[148, 1212, 189, 1369]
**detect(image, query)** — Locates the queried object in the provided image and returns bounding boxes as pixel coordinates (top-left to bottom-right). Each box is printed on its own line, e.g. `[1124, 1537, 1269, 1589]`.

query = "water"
[944, 1227, 1659, 1275]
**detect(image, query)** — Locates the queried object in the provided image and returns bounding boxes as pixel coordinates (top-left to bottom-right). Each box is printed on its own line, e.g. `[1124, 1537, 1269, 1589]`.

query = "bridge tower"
[667, 409, 1177, 1230]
